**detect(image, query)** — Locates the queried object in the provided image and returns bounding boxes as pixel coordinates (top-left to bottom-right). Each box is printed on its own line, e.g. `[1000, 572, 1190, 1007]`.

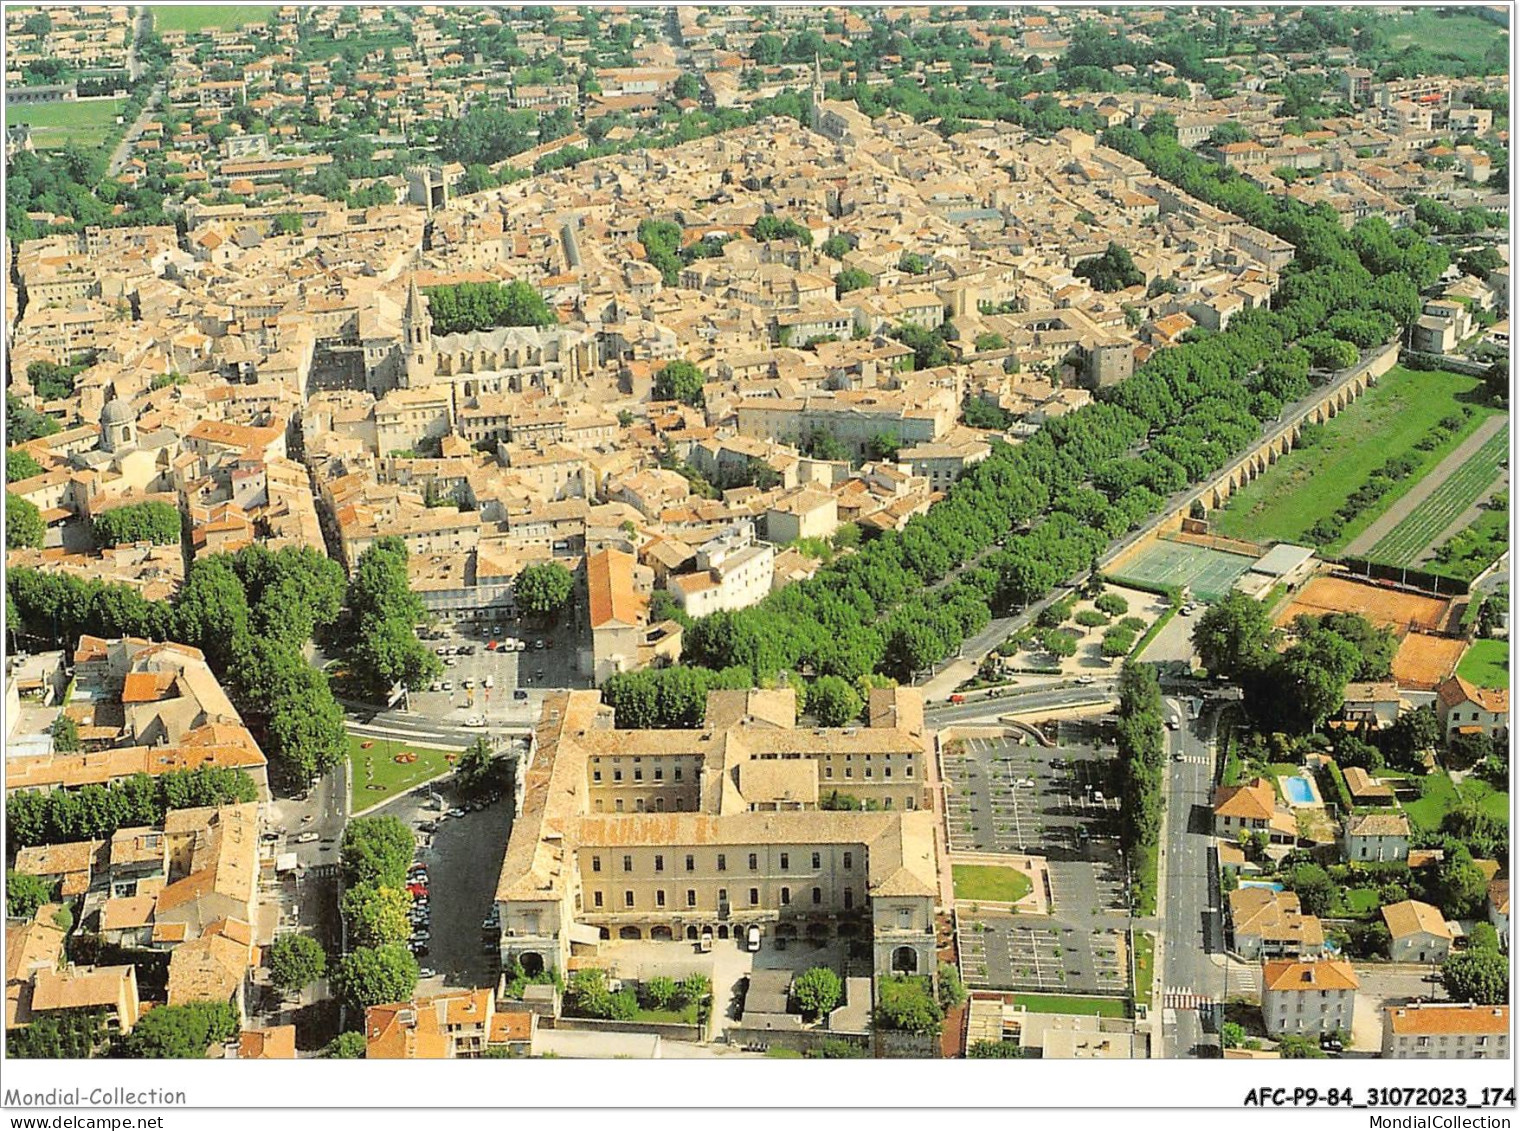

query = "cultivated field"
[8, 98, 127, 148]
[1381, 8, 1508, 67]
[1214, 366, 1500, 550]
[1365, 424, 1510, 566]
[151, 5, 276, 32]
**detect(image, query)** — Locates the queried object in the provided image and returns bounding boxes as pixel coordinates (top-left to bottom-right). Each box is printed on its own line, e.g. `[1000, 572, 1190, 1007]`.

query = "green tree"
[1277, 1033, 1327, 1058]
[341, 538, 441, 699]
[1074, 243, 1144, 292]
[1192, 591, 1277, 680]
[342, 883, 412, 947]
[937, 963, 967, 1010]
[5, 870, 56, 918]
[874, 975, 942, 1036]
[268, 933, 327, 995]
[173, 557, 253, 674]
[7, 1009, 107, 1058]
[1221, 1021, 1246, 1049]
[7, 493, 44, 549]
[642, 975, 678, 1010]
[7, 448, 42, 482]
[125, 1001, 240, 1058]
[273, 212, 303, 235]
[7, 394, 60, 443]
[320, 1031, 368, 1058]
[91, 501, 181, 548]
[50, 713, 80, 752]
[515, 562, 575, 617]
[1442, 948, 1508, 1004]
[792, 966, 843, 1019]
[340, 816, 415, 889]
[897, 252, 928, 275]
[421, 281, 556, 334]
[1042, 629, 1079, 659]
[820, 235, 851, 259]
[333, 944, 420, 1013]
[834, 267, 872, 296]
[1435, 847, 1490, 919]
[652, 360, 706, 406]
[807, 675, 862, 727]
[672, 72, 701, 101]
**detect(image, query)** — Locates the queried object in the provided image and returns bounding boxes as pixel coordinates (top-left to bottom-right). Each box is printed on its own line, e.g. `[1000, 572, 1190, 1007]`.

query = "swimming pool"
[1284, 776, 1315, 804]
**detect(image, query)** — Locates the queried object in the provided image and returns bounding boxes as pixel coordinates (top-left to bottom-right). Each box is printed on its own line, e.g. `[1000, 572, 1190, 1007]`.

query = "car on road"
[1173, 752, 1185, 762]
[513, 689, 529, 700]
[483, 676, 494, 689]
[487, 640, 498, 651]
[1166, 715, 1180, 730]
[419, 967, 437, 979]
[535, 669, 544, 680]
[534, 639, 546, 650]
[744, 925, 762, 952]
[411, 931, 431, 942]
[948, 693, 966, 704]
[465, 714, 486, 727]
[447, 807, 466, 818]
[294, 831, 320, 844]
[1076, 675, 1096, 685]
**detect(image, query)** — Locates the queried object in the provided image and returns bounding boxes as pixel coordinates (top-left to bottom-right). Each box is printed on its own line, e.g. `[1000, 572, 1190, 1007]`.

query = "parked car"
[294, 831, 319, 844]
[1076, 675, 1096, 685]
[465, 714, 486, 727]
[513, 689, 529, 700]
[462, 677, 475, 689]
[487, 640, 499, 651]
[407, 883, 428, 897]
[441, 680, 453, 691]
[483, 676, 494, 689]
[411, 931, 431, 943]
[447, 807, 466, 818]
[744, 925, 762, 952]
[419, 967, 437, 979]
[699, 928, 713, 953]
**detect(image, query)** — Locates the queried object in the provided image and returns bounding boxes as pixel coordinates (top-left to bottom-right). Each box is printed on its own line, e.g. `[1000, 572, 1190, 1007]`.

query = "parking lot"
[406, 618, 590, 724]
[376, 785, 515, 993]
[945, 723, 1132, 1000]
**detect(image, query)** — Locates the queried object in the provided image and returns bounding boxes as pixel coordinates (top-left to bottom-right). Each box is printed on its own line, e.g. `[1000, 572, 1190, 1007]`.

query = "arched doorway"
[519, 951, 545, 977]
[806, 921, 829, 942]
[717, 925, 730, 939]
[686, 926, 699, 940]
[619, 926, 641, 940]
[650, 925, 674, 941]
[892, 946, 919, 973]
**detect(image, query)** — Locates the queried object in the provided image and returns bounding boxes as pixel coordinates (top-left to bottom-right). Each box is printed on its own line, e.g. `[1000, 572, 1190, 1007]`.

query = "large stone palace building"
[494, 686, 946, 991]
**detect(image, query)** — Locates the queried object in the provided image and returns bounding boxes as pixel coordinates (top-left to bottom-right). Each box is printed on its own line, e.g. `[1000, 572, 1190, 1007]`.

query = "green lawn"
[1457, 639, 1509, 690]
[1403, 772, 1460, 834]
[151, 5, 276, 32]
[1011, 993, 1129, 1018]
[1214, 367, 1499, 550]
[1459, 777, 1511, 823]
[1132, 932, 1155, 1010]
[1338, 887, 1382, 918]
[1367, 425, 1509, 566]
[8, 98, 127, 148]
[953, 864, 1033, 904]
[347, 732, 459, 810]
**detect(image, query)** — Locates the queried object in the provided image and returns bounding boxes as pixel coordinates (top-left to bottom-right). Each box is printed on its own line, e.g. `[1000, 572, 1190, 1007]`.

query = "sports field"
[151, 5, 276, 32]
[1110, 540, 1255, 601]
[1392, 632, 1467, 691]
[1366, 425, 1509, 566]
[1280, 576, 1452, 634]
[7, 98, 127, 148]
[1214, 366, 1500, 551]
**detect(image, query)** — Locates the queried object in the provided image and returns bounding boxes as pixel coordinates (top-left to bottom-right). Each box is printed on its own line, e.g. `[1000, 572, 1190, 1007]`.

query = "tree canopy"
[422, 281, 556, 335]
[92, 501, 181, 548]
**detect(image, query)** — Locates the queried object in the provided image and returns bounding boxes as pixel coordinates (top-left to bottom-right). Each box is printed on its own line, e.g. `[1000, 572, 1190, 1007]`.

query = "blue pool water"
[1240, 881, 1286, 893]
[1284, 776, 1315, 804]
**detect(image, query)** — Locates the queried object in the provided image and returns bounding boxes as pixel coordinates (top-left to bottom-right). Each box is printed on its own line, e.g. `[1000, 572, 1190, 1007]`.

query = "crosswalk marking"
[1163, 986, 1214, 1010]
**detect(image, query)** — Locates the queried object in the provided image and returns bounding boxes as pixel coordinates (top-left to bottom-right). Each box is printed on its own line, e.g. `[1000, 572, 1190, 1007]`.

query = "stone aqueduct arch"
[1194, 365, 1378, 518]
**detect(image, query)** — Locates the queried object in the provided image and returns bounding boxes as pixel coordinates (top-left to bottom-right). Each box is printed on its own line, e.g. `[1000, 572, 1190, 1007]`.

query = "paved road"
[127, 7, 150, 82]
[925, 683, 1117, 727]
[107, 82, 162, 176]
[1158, 695, 1224, 1059]
[1341, 414, 1510, 557]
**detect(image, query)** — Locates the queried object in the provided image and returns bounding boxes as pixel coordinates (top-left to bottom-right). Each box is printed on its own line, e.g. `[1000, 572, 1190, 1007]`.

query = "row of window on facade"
[593, 850, 850, 874]
[591, 763, 913, 783]
[588, 885, 855, 911]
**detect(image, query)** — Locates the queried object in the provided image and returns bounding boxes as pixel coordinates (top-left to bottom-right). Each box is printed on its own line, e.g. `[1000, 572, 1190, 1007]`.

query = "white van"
[744, 925, 762, 952]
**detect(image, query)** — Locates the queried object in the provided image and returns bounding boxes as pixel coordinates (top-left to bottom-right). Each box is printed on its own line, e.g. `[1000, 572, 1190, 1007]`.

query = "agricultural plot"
[1365, 425, 1509, 566]
[1215, 366, 1499, 551]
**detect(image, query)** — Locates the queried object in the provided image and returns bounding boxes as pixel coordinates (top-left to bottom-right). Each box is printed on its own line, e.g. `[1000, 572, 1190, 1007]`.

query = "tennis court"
[1110, 540, 1256, 601]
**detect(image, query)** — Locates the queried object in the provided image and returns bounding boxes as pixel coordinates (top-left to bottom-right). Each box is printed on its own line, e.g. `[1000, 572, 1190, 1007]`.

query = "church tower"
[402, 277, 435, 388]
